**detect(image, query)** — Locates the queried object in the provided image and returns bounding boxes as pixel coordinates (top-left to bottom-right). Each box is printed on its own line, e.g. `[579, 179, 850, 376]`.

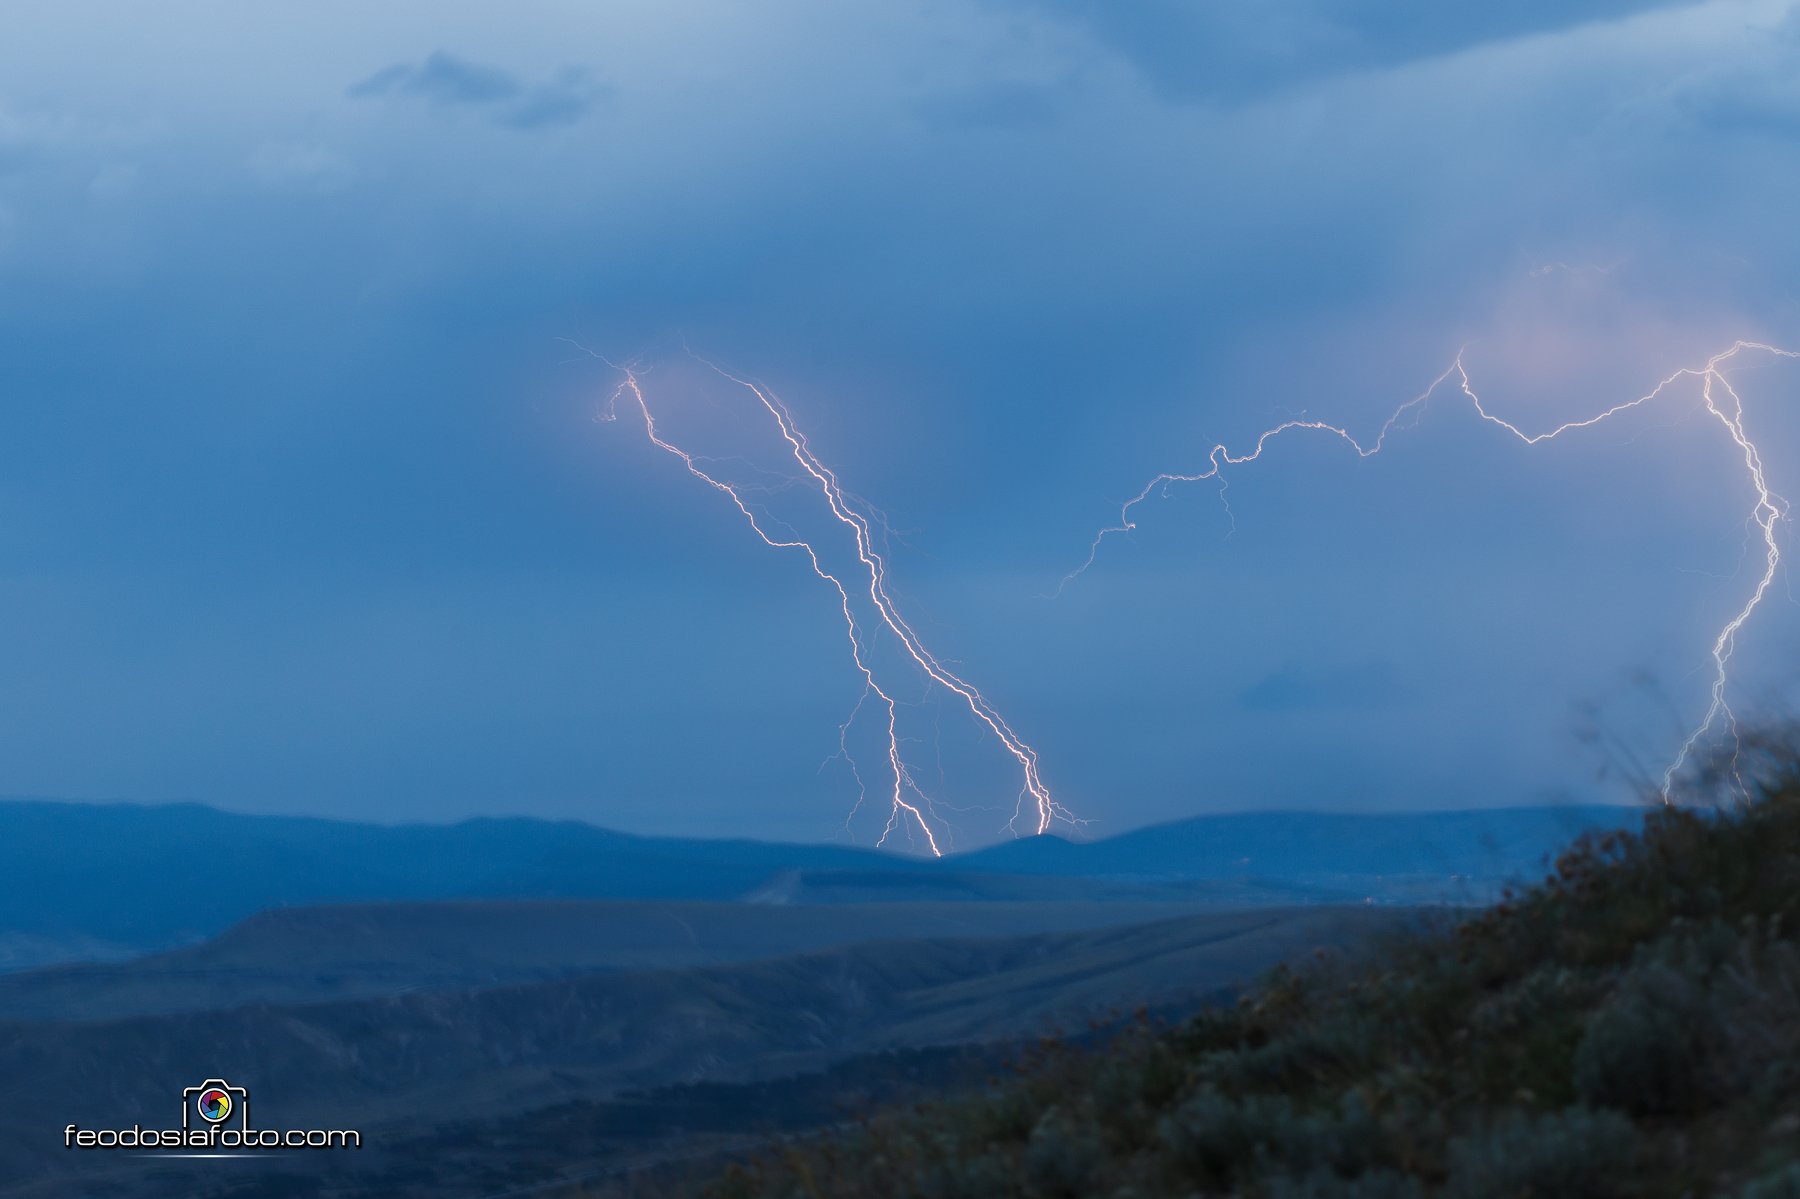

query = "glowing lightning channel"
[1060, 340, 1799, 801]
[575, 346, 1076, 852]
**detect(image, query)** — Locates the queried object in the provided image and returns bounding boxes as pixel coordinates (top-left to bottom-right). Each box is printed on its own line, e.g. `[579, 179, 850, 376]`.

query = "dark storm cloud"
[4, 1, 1799, 841]
[1009, 0, 1706, 102]
[349, 52, 602, 129]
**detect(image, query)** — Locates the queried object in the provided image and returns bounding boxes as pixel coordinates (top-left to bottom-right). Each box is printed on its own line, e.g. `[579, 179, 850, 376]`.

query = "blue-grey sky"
[4, 0, 1800, 848]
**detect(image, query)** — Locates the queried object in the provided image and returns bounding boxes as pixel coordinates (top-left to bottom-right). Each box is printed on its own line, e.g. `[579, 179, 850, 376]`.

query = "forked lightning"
[1062, 340, 1798, 799]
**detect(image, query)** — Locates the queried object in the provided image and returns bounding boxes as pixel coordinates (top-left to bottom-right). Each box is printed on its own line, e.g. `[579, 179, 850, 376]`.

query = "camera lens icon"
[196, 1088, 233, 1124]
[182, 1078, 248, 1132]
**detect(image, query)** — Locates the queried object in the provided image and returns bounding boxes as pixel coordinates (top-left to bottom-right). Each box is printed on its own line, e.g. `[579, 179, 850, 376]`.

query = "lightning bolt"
[573, 345, 1076, 853]
[1061, 339, 1798, 800]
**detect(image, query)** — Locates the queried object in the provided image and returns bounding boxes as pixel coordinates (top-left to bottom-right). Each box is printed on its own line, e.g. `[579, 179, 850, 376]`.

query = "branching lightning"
[1060, 340, 1799, 800]
[572, 345, 1076, 853]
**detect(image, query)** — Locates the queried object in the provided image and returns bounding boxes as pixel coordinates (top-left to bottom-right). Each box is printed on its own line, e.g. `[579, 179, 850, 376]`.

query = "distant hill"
[956, 804, 1638, 882]
[0, 798, 1637, 966]
[0, 799, 916, 959]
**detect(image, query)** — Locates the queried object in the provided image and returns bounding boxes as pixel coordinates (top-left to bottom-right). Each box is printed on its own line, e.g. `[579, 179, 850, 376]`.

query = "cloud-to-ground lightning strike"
[1061, 340, 1799, 800]
[573, 345, 1076, 853]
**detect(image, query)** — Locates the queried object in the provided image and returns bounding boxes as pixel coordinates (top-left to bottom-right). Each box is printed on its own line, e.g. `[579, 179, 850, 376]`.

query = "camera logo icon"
[182, 1079, 249, 1132]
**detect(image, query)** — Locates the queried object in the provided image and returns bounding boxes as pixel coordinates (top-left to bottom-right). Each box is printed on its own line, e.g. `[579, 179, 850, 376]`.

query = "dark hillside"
[702, 757, 1800, 1198]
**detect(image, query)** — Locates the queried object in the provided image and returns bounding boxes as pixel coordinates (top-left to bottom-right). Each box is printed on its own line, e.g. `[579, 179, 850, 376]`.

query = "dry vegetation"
[697, 740, 1800, 1199]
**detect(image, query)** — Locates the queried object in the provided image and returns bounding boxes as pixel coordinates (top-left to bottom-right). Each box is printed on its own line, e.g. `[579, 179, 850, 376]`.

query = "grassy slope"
[703, 775, 1800, 1199]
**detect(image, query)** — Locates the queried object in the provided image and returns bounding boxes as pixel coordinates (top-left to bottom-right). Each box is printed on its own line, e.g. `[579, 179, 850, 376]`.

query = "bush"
[1264, 1168, 1426, 1199]
[1090, 1035, 1189, 1149]
[1736, 1163, 1800, 1199]
[1157, 1087, 1390, 1189]
[1158, 1086, 1311, 1186]
[1573, 961, 1711, 1114]
[1708, 928, 1800, 1102]
[905, 1149, 1019, 1199]
[1445, 1106, 1640, 1199]
[1020, 1106, 1106, 1198]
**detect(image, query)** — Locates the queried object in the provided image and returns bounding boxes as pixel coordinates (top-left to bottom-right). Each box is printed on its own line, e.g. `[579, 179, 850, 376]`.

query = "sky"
[5, 0, 1800, 849]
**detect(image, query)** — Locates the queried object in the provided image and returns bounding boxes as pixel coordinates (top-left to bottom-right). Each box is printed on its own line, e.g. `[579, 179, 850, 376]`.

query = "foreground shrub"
[1444, 1106, 1638, 1199]
[693, 735, 1800, 1199]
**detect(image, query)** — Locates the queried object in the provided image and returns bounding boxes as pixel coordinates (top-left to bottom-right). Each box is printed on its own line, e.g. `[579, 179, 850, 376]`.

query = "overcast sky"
[5, 0, 1800, 848]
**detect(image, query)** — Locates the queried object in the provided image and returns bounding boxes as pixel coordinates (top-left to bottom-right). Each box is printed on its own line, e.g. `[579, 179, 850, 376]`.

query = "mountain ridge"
[0, 797, 1638, 966]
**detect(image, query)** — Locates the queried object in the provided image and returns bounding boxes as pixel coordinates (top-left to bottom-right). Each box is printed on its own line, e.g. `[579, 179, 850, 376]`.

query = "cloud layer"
[0, 1, 1797, 843]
